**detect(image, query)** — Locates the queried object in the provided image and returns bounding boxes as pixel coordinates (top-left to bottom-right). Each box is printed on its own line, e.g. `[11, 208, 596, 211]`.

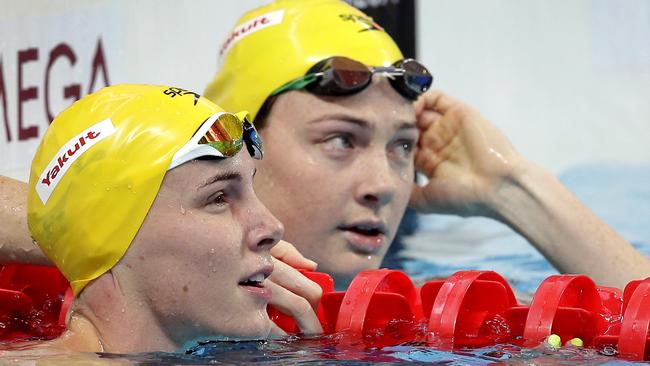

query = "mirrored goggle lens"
[329, 57, 372, 90]
[243, 120, 263, 160]
[308, 57, 372, 94]
[400, 59, 433, 94]
[199, 113, 244, 157]
[300, 56, 432, 99]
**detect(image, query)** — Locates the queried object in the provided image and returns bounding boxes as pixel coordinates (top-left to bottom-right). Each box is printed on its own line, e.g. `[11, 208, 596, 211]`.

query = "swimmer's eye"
[322, 134, 354, 152]
[207, 191, 227, 207]
[390, 139, 415, 160]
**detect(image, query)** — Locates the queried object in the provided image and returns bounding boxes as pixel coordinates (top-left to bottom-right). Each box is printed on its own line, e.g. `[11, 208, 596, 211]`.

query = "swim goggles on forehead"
[271, 56, 433, 100]
[168, 112, 263, 170]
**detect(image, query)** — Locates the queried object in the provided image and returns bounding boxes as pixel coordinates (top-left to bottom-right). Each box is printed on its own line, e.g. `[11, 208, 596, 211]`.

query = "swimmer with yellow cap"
[203, 0, 650, 288]
[18, 84, 322, 353]
[203, 0, 431, 286]
[1, 0, 647, 306]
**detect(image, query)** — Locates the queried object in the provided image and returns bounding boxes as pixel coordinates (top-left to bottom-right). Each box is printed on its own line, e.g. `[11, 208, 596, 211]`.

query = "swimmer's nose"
[247, 199, 285, 252]
[354, 159, 397, 208]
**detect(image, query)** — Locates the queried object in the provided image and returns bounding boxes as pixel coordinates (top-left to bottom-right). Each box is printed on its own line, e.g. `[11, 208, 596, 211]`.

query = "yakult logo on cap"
[219, 10, 285, 57]
[36, 118, 116, 204]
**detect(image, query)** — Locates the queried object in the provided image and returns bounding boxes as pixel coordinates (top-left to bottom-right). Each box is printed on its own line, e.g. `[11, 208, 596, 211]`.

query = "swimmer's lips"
[338, 221, 387, 254]
[239, 267, 273, 302]
[238, 269, 271, 288]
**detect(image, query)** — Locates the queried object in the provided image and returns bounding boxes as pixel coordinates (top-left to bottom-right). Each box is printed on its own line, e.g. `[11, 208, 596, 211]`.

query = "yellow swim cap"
[28, 84, 232, 295]
[204, 0, 403, 121]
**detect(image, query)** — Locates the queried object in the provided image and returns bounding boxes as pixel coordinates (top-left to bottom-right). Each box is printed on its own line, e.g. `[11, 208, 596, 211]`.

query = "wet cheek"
[393, 158, 415, 190]
[164, 214, 243, 274]
[207, 244, 239, 271]
[289, 182, 343, 222]
[259, 159, 339, 217]
[401, 165, 415, 183]
[388, 170, 414, 229]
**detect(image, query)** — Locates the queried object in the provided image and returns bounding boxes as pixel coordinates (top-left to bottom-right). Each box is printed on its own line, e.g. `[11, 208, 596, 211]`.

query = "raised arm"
[0, 175, 52, 265]
[410, 90, 650, 288]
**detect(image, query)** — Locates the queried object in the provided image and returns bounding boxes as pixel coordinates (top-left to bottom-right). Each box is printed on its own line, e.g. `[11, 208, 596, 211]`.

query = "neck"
[54, 273, 179, 353]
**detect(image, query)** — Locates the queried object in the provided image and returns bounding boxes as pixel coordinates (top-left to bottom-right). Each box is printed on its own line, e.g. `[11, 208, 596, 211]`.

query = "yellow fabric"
[204, 0, 403, 121]
[28, 84, 226, 295]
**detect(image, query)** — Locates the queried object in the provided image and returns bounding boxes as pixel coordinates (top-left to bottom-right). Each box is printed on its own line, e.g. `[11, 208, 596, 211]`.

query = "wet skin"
[253, 76, 417, 285]
[87, 151, 286, 350]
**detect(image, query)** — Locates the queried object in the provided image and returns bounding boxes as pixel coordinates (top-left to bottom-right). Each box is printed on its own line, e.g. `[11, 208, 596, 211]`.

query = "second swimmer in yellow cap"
[203, 0, 650, 288]
[18, 84, 322, 354]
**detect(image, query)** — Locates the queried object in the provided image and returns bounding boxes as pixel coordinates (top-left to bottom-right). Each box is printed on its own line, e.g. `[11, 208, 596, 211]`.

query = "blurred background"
[1, 0, 649, 287]
[1, 0, 648, 180]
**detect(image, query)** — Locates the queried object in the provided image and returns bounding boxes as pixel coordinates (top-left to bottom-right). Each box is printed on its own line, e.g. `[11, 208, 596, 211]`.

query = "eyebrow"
[308, 114, 417, 131]
[196, 171, 242, 190]
[396, 122, 417, 131]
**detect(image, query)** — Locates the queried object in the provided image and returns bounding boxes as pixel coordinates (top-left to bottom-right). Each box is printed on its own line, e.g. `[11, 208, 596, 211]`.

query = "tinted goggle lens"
[242, 120, 263, 159]
[393, 59, 433, 99]
[198, 113, 262, 159]
[306, 57, 432, 100]
[168, 112, 262, 171]
[329, 57, 372, 91]
[199, 113, 244, 157]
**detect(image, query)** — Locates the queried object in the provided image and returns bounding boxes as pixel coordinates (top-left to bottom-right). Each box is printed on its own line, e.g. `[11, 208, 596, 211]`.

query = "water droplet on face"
[127, 184, 133, 190]
[180, 205, 186, 215]
[209, 248, 216, 254]
[120, 308, 125, 313]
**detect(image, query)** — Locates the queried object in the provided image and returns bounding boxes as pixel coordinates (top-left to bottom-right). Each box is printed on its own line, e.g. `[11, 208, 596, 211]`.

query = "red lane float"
[425, 271, 517, 348]
[0, 264, 72, 342]
[594, 279, 650, 360]
[271, 268, 648, 361]
[522, 275, 615, 347]
[2, 263, 650, 361]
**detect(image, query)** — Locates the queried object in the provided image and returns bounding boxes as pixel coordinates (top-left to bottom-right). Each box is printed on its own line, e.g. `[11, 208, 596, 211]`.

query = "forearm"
[0, 176, 52, 265]
[489, 159, 650, 288]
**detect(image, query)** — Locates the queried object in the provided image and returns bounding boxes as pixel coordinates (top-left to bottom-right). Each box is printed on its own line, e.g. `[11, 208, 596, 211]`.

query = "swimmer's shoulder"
[0, 314, 103, 360]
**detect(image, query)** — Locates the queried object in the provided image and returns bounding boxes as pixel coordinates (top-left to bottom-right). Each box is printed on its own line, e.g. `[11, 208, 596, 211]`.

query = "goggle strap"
[169, 144, 228, 171]
[271, 74, 320, 96]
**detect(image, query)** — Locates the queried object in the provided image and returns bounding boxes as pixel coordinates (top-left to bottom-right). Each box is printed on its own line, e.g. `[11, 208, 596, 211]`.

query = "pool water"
[1, 164, 649, 365]
[1, 338, 640, 365]
[402, 163, 650, 297]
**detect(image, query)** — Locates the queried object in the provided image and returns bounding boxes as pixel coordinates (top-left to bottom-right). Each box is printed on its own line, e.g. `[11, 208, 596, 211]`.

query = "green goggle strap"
[271, 73, 320, 96]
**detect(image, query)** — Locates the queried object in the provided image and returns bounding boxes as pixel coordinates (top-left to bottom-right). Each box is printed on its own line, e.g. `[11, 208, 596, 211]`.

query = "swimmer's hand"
[410, 91, 650, 288]
[410, 90, 521, 217]
[267, 240, 323, 336]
